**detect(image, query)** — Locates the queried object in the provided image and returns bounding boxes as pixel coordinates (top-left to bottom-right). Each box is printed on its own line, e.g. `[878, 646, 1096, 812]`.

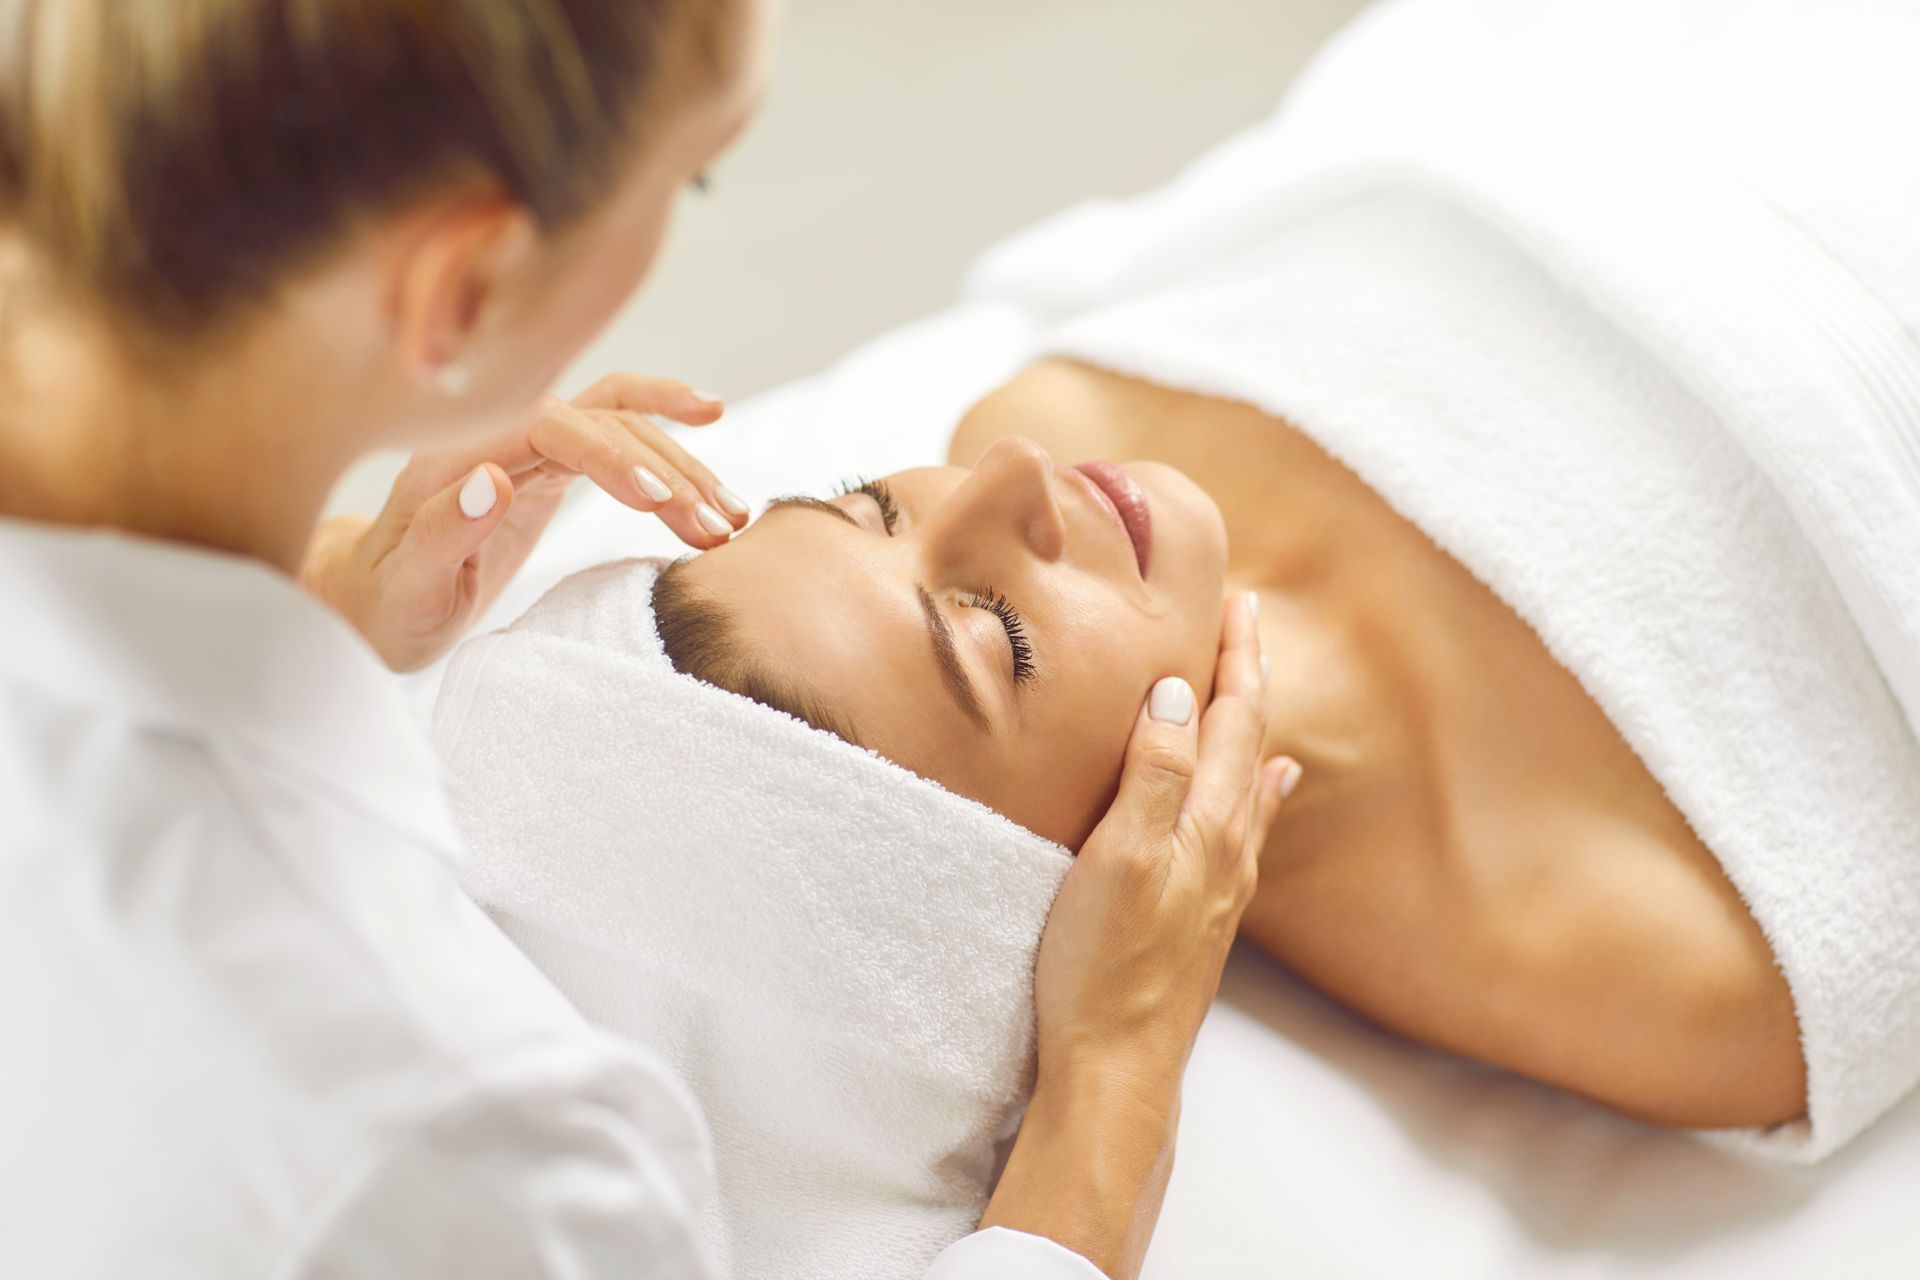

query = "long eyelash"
[833, 476, 900, 532]
[964, 587, 1037, 686]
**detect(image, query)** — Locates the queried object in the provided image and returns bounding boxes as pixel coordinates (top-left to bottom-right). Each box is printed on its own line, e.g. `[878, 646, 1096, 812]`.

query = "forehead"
[677, 506, 980, 773]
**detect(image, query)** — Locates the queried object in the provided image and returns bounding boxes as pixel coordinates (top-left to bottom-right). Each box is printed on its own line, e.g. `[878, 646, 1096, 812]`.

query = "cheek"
[1009, 640, 1148, 850]
[1039, 607, 1222, 848]
[477, 210, 677, 418]
[556, 204, 674, 346]
[1177, 609, 1223, 708]
[990, 582, 1223, 850]
[511, 178, 680, 382]
[1002, 730, 1127, 852]
[1136, 464, 1229, 664]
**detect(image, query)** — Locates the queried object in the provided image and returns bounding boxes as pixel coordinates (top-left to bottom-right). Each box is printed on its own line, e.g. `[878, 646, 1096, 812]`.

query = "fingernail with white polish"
[1149, 676, 1195, 726]
[1261, 653, 1272, 683]
[634, 466, 673, 504]
[713, 485, 750, 518]
[695, 503, 733, 537]
[1247, 590, 1261, 621]
[459, 467, 496, 519]
[1275, 758, 1303, 800]
[693, 389, 725, 406]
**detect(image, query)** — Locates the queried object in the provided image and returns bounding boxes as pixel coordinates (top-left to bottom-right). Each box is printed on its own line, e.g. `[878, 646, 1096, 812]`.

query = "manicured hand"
[980, 591, 1300, 1280]
[303, 374, 748, 672]
[1030, 588, 1298, 1097]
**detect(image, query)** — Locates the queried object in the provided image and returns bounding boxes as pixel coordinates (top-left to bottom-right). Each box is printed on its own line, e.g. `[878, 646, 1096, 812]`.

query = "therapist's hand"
[303, 375, 748, 672]
[981, 592, 1299, 1280]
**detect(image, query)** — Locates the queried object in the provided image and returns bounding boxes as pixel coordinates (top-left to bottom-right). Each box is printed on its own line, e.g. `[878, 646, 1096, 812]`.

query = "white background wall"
[330, 0, 1368, 514]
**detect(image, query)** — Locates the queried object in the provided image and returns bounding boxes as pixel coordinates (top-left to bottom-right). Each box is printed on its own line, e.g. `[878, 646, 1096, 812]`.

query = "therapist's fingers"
[1250, 754, 1303, 854]
[605, 410, 748, 529]
[1186, 595, 1270, 866]
[572, 371, 725, 427]
[386, 463, 515, 631]
[569, 374, 746, 530]
[528, 396, 738, 548]
[369, 377, 725, 515]
[1211, 591, 1264, 706]
[1080, 677, 1200, 881]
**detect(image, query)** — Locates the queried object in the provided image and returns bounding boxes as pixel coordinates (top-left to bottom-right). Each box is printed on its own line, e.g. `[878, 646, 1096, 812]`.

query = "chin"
[1132, 460, 1229, 589]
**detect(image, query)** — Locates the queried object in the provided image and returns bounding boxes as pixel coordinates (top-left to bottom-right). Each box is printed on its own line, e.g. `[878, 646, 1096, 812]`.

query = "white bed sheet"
[424, 301, 1920, 1279]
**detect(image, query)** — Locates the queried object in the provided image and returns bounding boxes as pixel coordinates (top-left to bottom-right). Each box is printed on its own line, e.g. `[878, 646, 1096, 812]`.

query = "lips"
[1070, 461, 1152, 578]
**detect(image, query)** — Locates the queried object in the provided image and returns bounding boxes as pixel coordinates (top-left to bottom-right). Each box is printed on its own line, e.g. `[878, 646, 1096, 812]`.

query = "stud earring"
[437, 359, 473, 397]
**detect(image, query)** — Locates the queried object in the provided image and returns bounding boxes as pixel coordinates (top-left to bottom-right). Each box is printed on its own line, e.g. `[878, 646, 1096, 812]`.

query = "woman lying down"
[440, 349, 1918, 1280]
[659, 379, 1802, 1131]
[438, 4, 1920, 1272]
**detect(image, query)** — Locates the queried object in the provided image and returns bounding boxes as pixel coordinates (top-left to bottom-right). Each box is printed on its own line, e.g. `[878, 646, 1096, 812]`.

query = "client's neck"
[1245, 578, 1414, 779]
[1226, 430, 1438, 837]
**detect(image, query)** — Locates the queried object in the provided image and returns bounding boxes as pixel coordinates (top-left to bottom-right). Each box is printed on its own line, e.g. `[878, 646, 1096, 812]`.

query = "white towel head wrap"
[433, 557, 1073, 1279]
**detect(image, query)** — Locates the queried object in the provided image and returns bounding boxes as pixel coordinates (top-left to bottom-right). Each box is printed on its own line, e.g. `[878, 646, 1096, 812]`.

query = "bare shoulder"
[1248, 796, 1809, 1131]
[1243, 586, 1808, 1132]
[1489, 817, 1809, 1129]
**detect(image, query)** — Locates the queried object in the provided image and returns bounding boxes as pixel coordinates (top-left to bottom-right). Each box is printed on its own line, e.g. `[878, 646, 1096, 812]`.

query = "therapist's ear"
[391, 198, 539, 396]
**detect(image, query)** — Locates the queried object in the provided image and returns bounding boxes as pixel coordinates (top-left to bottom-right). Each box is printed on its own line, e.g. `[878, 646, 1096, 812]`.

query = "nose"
[922, 436, 1066, 569]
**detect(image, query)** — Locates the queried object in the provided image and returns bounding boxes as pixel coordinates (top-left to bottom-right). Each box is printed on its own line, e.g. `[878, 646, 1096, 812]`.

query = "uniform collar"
[0, 518, 463, 857]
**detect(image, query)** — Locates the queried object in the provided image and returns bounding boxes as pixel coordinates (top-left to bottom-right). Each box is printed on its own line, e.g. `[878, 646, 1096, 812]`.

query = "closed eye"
[834, 477, 900, 533]
[757, 491, 1027, 722]
[963, 587, 1037, 686]
[827, 477, 1031, 686]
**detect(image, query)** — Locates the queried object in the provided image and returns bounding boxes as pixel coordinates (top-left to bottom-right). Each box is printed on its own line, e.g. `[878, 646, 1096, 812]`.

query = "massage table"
[413, 0, 1920, 1266]
[406, 291, 1919, 1277]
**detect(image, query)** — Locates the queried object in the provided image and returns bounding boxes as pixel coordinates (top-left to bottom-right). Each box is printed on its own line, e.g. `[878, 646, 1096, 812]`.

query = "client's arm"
[1458, 822, 1806, 1129]
[973, 595, 1298, 1280]
[1244, 791, 1806, 1131]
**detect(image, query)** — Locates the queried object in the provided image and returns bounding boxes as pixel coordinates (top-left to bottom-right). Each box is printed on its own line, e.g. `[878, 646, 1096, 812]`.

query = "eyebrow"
[764, 495, 859, 527]
[916, 586, 990, 731]
[762, 495, 991, 732]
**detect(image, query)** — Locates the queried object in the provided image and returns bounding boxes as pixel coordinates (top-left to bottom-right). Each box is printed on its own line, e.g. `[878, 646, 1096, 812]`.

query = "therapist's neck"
[0, 254, 378, 573]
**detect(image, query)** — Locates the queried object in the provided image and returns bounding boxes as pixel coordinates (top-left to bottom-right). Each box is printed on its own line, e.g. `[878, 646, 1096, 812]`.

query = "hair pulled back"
[0, 0, 713, 333]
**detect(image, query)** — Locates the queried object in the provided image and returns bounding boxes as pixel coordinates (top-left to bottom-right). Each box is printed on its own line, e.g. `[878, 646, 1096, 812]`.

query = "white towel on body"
[968, 0, 1920, 1161]
[432, 559, 1072, 1279]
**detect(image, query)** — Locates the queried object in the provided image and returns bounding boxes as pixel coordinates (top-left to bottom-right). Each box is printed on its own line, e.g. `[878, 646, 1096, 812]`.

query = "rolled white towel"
[432, 558, 1072, 1280]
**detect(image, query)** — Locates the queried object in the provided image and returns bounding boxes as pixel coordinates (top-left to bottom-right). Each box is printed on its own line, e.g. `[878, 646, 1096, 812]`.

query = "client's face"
[674, 437, 1228, 848]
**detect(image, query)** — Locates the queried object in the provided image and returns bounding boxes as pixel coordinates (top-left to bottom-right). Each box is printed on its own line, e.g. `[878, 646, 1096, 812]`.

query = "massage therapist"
[0, 3, 1291, 1277]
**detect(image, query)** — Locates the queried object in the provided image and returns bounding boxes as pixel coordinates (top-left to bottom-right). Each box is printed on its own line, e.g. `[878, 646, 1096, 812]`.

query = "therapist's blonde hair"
[0, 0, 720, 337]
